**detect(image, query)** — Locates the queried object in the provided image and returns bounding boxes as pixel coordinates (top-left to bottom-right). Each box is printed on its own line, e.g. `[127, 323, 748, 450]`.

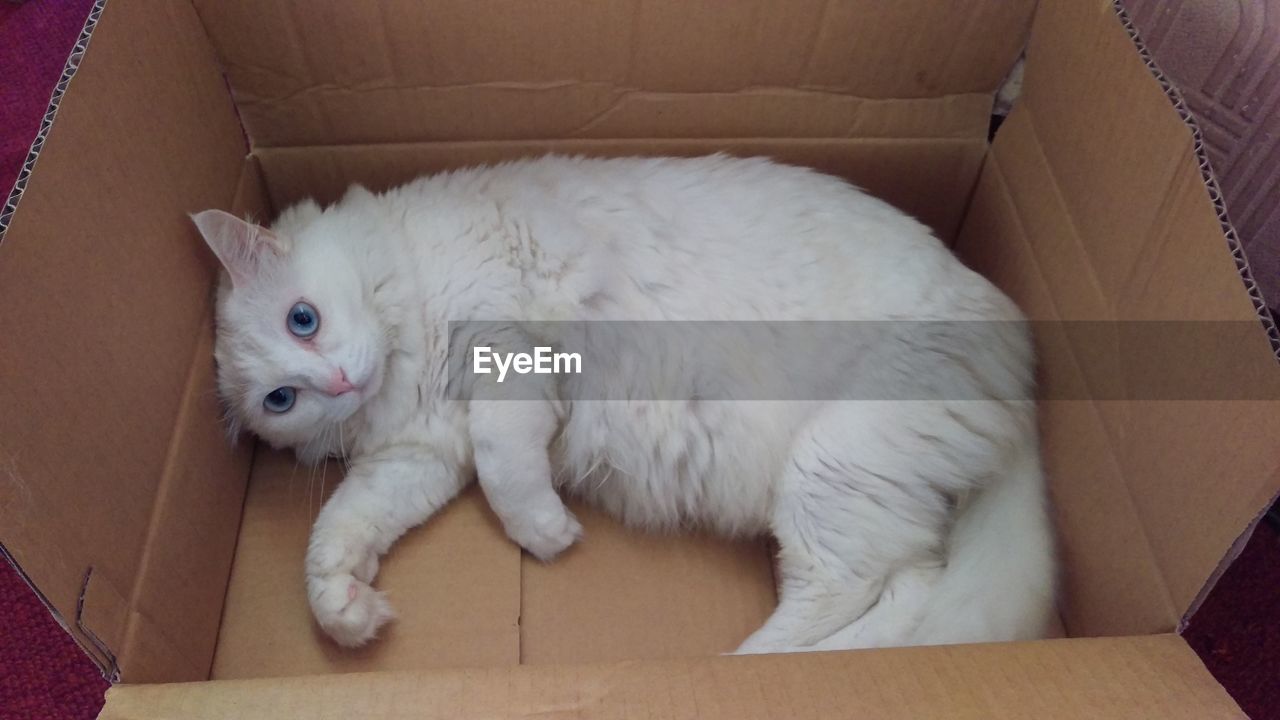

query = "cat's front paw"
[307, 529, 381, 583]
[305, 530, 389, 646]
[307, 572, 396, 647]
[509, 506, 583, 563]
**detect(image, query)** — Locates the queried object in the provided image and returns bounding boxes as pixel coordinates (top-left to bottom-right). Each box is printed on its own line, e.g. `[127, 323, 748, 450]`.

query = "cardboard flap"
[190, 0, 1033, 147]
[958, 0, 1280, 635]
[101, 635, 1243, 719]
[0, 0, 249, 681]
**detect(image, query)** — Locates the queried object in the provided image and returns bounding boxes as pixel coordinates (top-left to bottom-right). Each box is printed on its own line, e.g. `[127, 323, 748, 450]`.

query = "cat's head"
[191, 201, 386, 459]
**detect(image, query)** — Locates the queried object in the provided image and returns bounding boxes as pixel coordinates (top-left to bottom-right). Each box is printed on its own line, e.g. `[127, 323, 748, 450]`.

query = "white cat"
[192, 154, 1056, 652]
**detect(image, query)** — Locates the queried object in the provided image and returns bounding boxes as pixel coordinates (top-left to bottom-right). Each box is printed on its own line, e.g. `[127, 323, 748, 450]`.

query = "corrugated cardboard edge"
[1106, 0, 1280, 625]
[0, 0, 105, 246]
[1107, 0, 1280, 359]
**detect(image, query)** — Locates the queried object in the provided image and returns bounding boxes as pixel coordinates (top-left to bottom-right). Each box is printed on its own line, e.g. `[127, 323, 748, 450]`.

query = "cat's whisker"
[337, 422, 349, 467]
[318, 450, 330, 507]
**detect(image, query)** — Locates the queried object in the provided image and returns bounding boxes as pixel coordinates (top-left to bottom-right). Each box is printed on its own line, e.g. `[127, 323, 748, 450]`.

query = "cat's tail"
[907, 438, 1057, 645]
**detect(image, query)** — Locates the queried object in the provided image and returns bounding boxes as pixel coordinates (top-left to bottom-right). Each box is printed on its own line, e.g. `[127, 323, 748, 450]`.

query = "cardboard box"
[1, 0, 1276, 717]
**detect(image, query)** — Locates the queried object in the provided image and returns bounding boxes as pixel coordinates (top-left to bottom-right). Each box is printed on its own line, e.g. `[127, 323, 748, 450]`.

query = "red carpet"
[0, 2, 1276, 719]
[0, 560, 109, 719]
[0, 0, 97, 198]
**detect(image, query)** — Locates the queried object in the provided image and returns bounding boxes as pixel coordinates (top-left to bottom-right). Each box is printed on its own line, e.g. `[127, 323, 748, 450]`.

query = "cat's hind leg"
[736, 403, 966, 654]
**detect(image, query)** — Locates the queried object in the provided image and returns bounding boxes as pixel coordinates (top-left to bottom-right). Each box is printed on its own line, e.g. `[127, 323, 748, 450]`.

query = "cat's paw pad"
[512, 508, 583, 563]
[307, 573, 396, 648]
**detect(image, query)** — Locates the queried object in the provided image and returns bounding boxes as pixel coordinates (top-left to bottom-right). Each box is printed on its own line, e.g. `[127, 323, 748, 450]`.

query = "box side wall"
[957, 0, 1280, 635]
[0, 0, 249, 681]
[191, 0, 1032, 147]
[105, 635, 1245, 719]
[256, 138, 986, 242]
[118, 158, 272, 682]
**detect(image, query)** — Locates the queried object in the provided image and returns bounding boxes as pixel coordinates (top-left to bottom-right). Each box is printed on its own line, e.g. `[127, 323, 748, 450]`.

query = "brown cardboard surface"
[256, 138, 986, 241]
[957, 0, 1280, 636]
[115, 319, 254, 683]
[213, 453, 775, 675]
[520, 503, 776, 664]
[0, 0, 248, 681]
[192, 1, 1031, 147]
[211, 450, 520, 679]
[102, 635, 1244, 719]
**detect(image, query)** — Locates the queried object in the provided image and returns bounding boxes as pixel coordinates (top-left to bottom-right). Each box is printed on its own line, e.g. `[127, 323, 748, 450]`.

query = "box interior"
[0, 0, 1276, 712]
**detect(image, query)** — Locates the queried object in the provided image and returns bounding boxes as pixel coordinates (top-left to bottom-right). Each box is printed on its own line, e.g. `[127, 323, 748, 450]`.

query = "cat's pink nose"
[324, 368, 357, 396]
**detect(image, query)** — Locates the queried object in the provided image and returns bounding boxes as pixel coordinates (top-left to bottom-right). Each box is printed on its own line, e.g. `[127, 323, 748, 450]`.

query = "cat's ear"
[190, 209, 289, 286]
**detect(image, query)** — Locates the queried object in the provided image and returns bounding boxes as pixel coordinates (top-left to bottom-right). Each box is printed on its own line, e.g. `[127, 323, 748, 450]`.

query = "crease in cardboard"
[1014, 108, 1113, 319]
[234, 87, 991, 146]
[0, 0, 104, 244]
[238, 80, 989, 103]
[262, 136, 986, 154]
[1117, 142, 1200, 310]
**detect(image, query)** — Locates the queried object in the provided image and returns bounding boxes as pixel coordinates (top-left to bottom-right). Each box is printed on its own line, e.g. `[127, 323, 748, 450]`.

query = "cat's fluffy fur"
[193, 154, 1056, 652]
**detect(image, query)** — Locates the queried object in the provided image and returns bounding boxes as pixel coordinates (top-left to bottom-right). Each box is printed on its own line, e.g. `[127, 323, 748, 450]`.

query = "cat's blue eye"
[288, 301, 320, 338]
[263, 387, 296, 413]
